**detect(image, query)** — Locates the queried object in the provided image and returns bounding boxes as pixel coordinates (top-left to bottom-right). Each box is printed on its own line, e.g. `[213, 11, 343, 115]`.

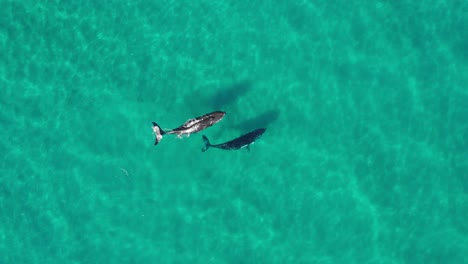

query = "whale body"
[152, 111, 225, 145]
[202, 128, 266, 152]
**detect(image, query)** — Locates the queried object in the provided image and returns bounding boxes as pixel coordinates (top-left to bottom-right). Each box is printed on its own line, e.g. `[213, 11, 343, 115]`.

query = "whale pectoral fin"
[247, 145, 250, 152]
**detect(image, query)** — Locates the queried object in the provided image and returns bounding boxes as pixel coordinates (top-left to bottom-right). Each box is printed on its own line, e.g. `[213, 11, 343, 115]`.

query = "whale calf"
[152, 111, 225, 145]
[202, 128, 266, 152]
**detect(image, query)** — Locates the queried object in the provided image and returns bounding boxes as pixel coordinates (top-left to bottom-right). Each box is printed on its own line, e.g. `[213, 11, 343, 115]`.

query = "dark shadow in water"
[234, 109, 280, 131]
[184, 80, 253, 115]
[209, 80, 252, 110]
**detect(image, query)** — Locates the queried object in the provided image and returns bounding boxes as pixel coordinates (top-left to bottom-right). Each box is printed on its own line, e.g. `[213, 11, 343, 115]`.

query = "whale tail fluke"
[152, 122, 166, 146]
[202, 135, 211, 152]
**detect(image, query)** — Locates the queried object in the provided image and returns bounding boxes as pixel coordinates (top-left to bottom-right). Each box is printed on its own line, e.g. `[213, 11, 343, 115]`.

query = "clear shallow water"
[1, 1, 467, 263]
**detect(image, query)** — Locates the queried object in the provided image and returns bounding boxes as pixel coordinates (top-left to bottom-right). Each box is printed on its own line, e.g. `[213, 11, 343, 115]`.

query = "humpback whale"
[202, 128, 266, 152]
[152, 111, 225, 145]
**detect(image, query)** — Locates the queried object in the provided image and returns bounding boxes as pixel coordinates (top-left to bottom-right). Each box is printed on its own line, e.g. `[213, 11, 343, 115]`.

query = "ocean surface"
[1, 1, 467, 263]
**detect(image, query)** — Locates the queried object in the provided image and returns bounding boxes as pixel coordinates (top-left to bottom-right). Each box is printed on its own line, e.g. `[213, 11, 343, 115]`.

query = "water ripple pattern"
[0, 1, 467, 263]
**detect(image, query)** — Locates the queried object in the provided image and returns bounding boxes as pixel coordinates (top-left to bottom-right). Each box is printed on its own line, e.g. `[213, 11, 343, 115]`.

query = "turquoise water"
[1, 0, 467, 263]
